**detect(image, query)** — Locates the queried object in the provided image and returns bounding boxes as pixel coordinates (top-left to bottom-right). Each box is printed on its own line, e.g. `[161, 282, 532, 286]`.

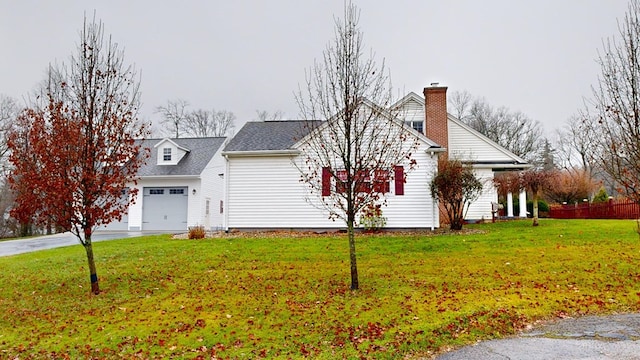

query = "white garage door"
[142, 187, 188, 231]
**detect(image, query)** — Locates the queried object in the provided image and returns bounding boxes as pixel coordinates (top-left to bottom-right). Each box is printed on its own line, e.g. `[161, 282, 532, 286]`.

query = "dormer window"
[155, 138, 189, 165]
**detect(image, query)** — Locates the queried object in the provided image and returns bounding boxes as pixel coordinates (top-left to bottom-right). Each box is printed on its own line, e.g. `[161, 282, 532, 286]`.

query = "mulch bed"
[172, 227, 484, 239]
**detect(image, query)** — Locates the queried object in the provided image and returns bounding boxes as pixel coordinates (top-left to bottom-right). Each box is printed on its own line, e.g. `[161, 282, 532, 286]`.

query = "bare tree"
[0, 95, 20, 173]
[554, 114, 599, 174]
[8, 15, 149, 294]
[589, 0, 640, 203]
[448, 90, 545, 162]
[155, 99, 189, 138]
[447, 89, 473, 123]
[184, 109, 235, 137]
[295, 2, 420, 290]
[255, 109, 285, 121]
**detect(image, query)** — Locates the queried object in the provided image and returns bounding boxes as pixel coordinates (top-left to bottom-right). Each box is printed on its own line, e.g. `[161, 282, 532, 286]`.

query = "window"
[336, 169, 348, 193]
[321, 167, 402, 196]
[373, 169, 390, 193]
[163, 147, 172, 161]
[169, 188, 184, 195]
[205, 199, 210, 215]
[405, 120, 423, 133]
[149, 189, 164, 195]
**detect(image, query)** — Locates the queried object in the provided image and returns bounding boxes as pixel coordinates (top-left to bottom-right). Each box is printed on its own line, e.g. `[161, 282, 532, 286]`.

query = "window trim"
[163, 147, 172, 161]
[405, 120, 424, 133]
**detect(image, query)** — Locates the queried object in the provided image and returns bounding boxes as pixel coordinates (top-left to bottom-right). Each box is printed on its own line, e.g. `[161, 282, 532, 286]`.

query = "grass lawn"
[1, 219, 640, 359]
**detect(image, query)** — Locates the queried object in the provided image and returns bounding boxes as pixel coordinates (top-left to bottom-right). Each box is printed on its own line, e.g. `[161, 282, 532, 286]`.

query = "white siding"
[225, 146, 440, 230]
[226, 155, 339, 229]
[448, 118, 517, 163]
[401, 98, 425, 122]
[200, 147, 226, 230]
[378, 146, 439, 228]
[464, 168, 497, 221]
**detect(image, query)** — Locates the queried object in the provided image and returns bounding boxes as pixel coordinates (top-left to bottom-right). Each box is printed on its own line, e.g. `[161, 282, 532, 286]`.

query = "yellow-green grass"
[1, 219, 640, 359]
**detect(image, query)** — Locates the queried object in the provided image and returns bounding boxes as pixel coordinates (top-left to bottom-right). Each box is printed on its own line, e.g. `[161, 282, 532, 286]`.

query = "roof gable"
[447, 115, 528, 164]
[392, 92, 425, 123]
[393, 91, 528, 165]
[138, 137, 226, 176]
[154, 138, 190, 165]
[223, 102, 442, 155]
[290, 100, 441, 150]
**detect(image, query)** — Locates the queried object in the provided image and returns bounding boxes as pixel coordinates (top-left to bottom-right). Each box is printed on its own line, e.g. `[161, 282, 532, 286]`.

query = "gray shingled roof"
[137, 137, 226, 176]
[223, 121, 322, 152]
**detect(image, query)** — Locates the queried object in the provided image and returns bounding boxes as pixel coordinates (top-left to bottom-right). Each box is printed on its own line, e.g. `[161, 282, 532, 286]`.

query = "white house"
[221, 85, 530, 230]
[395, 85, 531, 220]
[101, 137, 227, 232]
[222, 116, 444, 230]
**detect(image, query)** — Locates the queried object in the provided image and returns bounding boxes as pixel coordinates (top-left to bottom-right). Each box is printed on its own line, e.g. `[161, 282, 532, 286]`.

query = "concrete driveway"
[435, 314, 640, 359]
[0, 231, 148, 257]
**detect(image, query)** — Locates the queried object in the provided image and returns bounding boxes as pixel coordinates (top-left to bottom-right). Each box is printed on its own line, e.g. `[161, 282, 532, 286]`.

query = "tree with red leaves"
[7, 15, 149, 295]
[430, 159, 483, 230]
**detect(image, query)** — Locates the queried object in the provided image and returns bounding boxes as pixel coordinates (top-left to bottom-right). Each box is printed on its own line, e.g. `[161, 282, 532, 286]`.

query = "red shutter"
[322, 167, 331, 196]
[394, 165, 404, 195]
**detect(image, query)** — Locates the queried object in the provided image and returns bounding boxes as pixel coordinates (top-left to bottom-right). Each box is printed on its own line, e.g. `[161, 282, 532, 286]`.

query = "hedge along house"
[100, 137, 227, 232]
[395, 85, 531, 221]
[222, 110, 445, 231]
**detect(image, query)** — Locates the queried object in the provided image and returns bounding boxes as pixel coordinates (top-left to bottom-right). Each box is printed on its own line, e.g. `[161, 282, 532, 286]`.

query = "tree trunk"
[532, 193, 539, 227]
[450, 200, 464, 230]
[347, 213, 359, 290]
[83, 235, 100, 295]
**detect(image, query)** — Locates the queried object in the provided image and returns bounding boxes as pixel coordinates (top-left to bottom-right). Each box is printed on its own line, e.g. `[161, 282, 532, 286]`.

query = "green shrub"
[512, 199, 549, 217]
[592, 187, 609, 203]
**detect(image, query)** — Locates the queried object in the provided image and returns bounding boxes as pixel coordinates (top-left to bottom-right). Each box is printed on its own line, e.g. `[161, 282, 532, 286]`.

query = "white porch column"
[507, 192, 514, 217]
[519, 190, 527, 218]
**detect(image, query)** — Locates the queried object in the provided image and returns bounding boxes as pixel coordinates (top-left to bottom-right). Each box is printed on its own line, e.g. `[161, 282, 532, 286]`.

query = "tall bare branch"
[294, 2, 420, 290]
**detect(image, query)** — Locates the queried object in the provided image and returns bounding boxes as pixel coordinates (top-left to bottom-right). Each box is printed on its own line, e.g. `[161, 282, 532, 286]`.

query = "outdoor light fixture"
[192, 189, 197, 195]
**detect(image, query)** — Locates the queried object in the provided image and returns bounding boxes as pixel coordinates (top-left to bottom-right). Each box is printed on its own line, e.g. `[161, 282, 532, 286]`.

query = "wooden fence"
[549, 199, 640, 219]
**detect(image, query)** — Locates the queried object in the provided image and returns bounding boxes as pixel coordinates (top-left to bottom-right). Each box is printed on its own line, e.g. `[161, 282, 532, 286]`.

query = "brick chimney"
[424, 84, 448, 154]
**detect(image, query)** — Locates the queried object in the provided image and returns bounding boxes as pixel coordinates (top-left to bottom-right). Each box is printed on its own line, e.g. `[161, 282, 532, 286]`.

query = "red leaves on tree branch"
[8, 98, 148, 234]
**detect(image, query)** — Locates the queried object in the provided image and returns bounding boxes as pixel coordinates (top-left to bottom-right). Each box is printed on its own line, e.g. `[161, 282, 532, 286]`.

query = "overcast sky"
[0, 0, 631, 137]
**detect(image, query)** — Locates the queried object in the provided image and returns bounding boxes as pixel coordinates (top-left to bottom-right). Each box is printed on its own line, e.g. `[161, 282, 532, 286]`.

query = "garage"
[142, 187, 188, 231]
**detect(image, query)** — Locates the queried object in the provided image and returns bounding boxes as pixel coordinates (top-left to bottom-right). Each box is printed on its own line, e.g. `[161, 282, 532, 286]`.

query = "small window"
[149, 189, 164, 195]
[169, 188, 184, 195]
[163, 147, 172, 161]
[405, 120, 424, 133]
[205, 199, 210, 215]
